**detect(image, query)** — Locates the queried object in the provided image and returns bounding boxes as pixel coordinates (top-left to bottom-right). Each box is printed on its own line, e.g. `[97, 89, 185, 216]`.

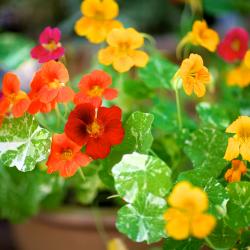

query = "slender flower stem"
[175, 82, 183, 130]
[78, 167, 86, 182]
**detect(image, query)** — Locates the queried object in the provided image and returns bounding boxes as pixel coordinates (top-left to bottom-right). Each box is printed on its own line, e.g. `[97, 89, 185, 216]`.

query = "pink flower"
[31, 26, 65, 63]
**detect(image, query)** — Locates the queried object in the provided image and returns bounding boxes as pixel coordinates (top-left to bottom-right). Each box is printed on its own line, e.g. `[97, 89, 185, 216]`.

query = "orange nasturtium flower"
[98, 28, 149, 73]
[224, 116, 250, 162]
[227, 50, 250, 88]
[164, 181, 216, 240]
[75, 0, 123, 44]
[0, 72, 30, 120]
[177, 20, 219, 57]
[46, 133, 92, 177]
[225, 160, 247, 183]
[28, 60, 75, 114]
[177, 53, 210, 97]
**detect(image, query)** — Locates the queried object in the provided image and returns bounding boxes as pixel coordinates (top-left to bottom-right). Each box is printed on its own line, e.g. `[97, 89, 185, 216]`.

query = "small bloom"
[74, 70, 118, 107]
[0, 72, 30, 118]
[28, 60, 74, 114]
[164, 181, 216, 240]
[224, 116, 250, 162]
[46, 133, 91, 177]
[178, 53, 210, 97]
[224, 160, 247, 182]
[98, 27, 149, 73]
[31, 27, 65, 63]
[65, 103, 124, 159]
[218, 27, 249, 63]
[177, 20, 219, 57]
[107, 238, 128, 250]
[75, 0, 122, 44]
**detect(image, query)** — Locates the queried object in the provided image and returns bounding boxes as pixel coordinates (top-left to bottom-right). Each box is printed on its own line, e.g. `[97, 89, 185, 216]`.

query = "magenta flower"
[31, 26, 65, 63]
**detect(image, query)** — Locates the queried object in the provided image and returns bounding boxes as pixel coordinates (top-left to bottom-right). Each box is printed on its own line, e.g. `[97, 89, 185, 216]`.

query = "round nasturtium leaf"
[116, 193, 167, 244]
[112, 152, 172, 203]
[0, 114, 51, 172]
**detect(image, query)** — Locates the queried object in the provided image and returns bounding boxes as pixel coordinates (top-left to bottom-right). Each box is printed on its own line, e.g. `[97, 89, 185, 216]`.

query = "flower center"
[238, 126, 250, 142]
[87, 120, 103, 137]
[49, 79, 63, 89]
[231, 39, 240, 52]
[88, 85, 104, 97]
[61, 149, 73, 160]
[94, 10, 105, 20]
[118, 42, 131, 52]
[42, 41, 60, 51]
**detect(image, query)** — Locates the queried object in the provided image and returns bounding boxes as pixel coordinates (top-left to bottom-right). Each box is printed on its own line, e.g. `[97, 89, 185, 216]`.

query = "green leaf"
[138, 55, 178, 89]
[196, 102, 230, 129]
[206, 220, 239, 250]
[0, 114, 51, 172]
[0, 33, 34, 69]
[112, 152, 172, 203]
[99, 112, 154, 188]
[0, 166, 64, 222]
[226, 181, 250, 229]
[116, 193, 166, 244]
[163, 238, 202, 250]
[183, 127, 228, 177]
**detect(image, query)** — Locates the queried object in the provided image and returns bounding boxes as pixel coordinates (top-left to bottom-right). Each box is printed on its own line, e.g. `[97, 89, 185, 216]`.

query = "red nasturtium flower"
[28, 60, 74, 114]
[65, 103, 124, 159]
[74, 70, 118, 107]
[31, 26, 65, 63]
[218, 27, 249, 63]
[0, 73, 30, 119]
[47, 133, 91, 177]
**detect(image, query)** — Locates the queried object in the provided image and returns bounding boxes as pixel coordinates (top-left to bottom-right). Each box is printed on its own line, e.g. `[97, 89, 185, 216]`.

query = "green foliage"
[114, 152, 172, 243]
[0, 166, 64, 222]
[163, 238, 202, 250]
[0, 114, 51, 172]
[138, 55, 178, 90]
[226, 181, 250, 229]
[99, 111, 154, 188]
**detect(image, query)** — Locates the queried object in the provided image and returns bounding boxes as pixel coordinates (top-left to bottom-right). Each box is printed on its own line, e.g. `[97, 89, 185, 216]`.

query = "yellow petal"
[86, 22, 107, 43]
[164, 208, 190, 240]
[182, 78, 194, 96]
[113, 55, 134, 73]
[191, 213, 216, 239]
[107, 28, 126, 47]
[243, 50, 250, 68]
[75, 17, 92, 36]
[224, 137, 240, 161]
[102, 0, 119, 20]
[193, 80, 206, 97]
[107, 238, 128, 250]
[240, 140, 250, 161]
[98, 47, 116, 65]
[81, 0, 101, 17]
[126, 28, 144, 49]
[129, 50, 149, 67]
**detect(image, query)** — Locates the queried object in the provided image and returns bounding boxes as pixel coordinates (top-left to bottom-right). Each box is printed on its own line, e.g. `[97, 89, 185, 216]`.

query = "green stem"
[149, 149, 158, 158]
[78, 167, 86, 182]
[175, 83, 183, 130]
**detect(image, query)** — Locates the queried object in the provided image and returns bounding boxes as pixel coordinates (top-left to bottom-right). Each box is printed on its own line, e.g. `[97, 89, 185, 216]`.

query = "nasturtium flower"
[0, 72, 30, 119]
[177, 20, 219, 56]
[31, 27, 65, 63]
[46, 133, 91, 177]
[225, 160, 247, 183]
[227, 50, 250, 88]
[74, 70, 118, 107]
[164, 181, 216, 240]
[75, 0, 122, 44]
[224, 116, 250, 162]
[28, 60, 74, 114]
[98, 28, 149, 73]
[218, 27, 249, 63]
[178, 53, 210, 97]
[107, 238, 128, 250]
[65, 103, 124, 159]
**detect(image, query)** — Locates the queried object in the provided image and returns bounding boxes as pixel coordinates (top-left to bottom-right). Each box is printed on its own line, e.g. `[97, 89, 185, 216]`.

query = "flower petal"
[103, 88, 118, 100]
[224, 137, 240, 161]
[56, 87, 75, 103]
[240, 140, 250, 161]
[98, 47, 115, 65]
[98, 105, 122, 125]
[3, 72, 20, 96]
[12, 98, 31, 118]
[86, 137, 111, 159]
[113, 55, 134, 73]
[129, 50, 149, 67]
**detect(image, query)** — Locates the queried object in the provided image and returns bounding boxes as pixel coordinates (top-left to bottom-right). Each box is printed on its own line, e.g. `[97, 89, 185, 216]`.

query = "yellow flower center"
[7, 91, 27, 104]
[93, 10, 105, 20]
[42, 41, 60, 51]
[61, 149, 73, 160]
[49, 79, 63, 89]
[88, 85, 104, 97]
[231, 39, 240, 52]
[87, 120, 103, 137]
[238, 125, 250, 142]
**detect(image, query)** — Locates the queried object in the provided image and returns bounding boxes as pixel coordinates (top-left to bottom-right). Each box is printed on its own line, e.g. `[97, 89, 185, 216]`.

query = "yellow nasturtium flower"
[164, 181, 216, 240]
[177, 53, 210, 97]
[177, 20, 219, 57]
[107, 238, 128, 250]
[75, 0, 123, 44]
[224, 116, 250, 162]
[225, 160, 247, 183]
[98, 28, 149, 73]
[227, 50, 250, 88]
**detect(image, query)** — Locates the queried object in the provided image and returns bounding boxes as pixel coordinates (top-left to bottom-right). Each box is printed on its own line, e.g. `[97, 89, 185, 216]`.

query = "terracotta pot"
[11, 207, 161, 250]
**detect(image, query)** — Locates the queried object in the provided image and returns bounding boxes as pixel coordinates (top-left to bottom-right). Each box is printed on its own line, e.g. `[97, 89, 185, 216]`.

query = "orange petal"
[3, 72, 20, 96]
[240, 140, 250, 161]
[12, 98, 30, 118]
[193, 81, 206, 97]
[224, 137, 240, 161]
[75, 17, 92, 36]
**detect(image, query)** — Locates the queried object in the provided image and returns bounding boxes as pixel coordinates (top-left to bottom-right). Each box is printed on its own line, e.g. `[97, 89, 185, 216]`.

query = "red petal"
[12, 98, 31, 118]
[90, 70, 112, 88]
[74, 92, 88, 105]
[86, 137, 111, 159]
[74, 152, 92, 166]
[97, 106, 122, 125]
[52, 27, 61, 43]
[103, 88, 118, 100]
[3, 73, 20, 96]
[39, 26, 52, 44]
[0, 98, 10, 115]
[56, 87, 75, 103]
[104, 120, 125, 145]
[39, 86, 59, 103]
